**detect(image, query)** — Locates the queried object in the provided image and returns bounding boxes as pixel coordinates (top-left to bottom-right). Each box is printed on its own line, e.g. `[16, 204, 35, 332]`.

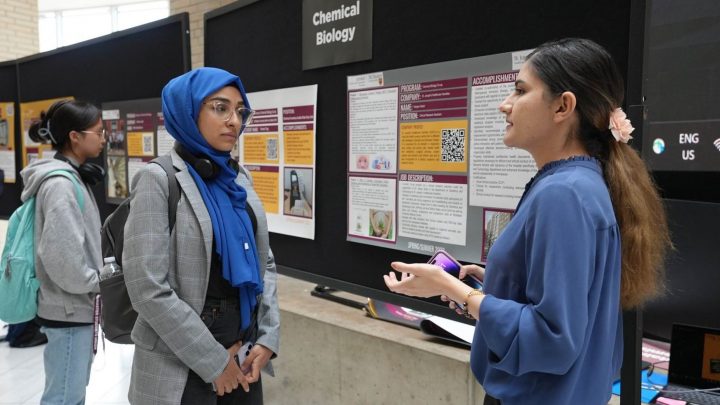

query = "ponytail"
[26, 99, 101, 151]
[604, 143, 671, 308]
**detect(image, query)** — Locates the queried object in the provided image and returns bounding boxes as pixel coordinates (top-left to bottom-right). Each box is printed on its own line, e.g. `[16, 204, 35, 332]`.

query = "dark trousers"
[484, 393, 502, 405]
[180, 298, 263, 405]
[181, 371, 263, 405]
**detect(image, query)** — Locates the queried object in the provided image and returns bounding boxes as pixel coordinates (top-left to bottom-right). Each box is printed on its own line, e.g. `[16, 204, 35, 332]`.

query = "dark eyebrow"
[207, 96, 244, 107]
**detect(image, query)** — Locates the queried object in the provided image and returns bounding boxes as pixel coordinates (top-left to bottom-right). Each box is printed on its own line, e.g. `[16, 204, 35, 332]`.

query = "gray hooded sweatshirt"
[20, 158, 102, 324]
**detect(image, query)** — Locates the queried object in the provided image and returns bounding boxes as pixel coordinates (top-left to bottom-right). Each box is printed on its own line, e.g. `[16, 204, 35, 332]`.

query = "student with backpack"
[123, 67, 279, 405]
[21, 99, 106, 404]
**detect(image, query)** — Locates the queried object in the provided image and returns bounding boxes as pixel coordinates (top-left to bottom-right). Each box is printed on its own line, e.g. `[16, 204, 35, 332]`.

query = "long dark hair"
[527, 38, 671, 309]
[28, 99, 101, 152]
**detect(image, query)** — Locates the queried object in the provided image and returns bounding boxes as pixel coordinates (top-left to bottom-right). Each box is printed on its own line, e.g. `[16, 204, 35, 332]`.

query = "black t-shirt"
[206, 203, 257, 300]
[205, 240, 240, 300]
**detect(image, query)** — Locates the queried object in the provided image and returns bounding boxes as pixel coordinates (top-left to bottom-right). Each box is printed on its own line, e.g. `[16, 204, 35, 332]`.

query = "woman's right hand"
[459, 264, 485, 282]
[214, 341, 250, 396]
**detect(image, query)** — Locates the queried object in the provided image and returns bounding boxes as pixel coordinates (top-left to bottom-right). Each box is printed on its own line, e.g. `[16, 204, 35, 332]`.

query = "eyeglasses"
[81, 128, 107, 139]
[203, 100, 255, 128]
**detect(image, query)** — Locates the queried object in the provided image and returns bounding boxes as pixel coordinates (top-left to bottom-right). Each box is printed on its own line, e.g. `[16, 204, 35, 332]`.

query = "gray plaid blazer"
[123, 149, 279, 405]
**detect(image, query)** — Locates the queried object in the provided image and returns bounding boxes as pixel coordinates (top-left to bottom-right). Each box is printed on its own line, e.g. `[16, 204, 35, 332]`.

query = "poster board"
[238, 85, 318, 240]
[346, 51, 536, 264]
[101, 98, 162, 204]
[0, 102, 16, 183]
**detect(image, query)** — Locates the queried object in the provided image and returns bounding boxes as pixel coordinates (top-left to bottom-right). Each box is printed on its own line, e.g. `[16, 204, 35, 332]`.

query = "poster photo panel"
[241, 84, 318, 240]
[102, 98, 161, 204]
[0, 102, 17, 183]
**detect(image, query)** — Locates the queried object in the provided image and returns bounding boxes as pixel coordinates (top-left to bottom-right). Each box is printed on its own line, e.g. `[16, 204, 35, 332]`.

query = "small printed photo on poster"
[355, 154, 369, 170]
[371, 154, 392, 171]
[482, 208, 513, 262]
[0, 119, 9, 147]
[106, 120, 126, 155]
[266, 138, 278, 161]
[107, 155, 128, 200]
[369, 209, 393, 240]
[283, 167, 313, 218]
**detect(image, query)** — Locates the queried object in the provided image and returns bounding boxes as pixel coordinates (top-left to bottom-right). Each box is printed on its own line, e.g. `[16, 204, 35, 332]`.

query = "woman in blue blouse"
[384, 38, 670, 405]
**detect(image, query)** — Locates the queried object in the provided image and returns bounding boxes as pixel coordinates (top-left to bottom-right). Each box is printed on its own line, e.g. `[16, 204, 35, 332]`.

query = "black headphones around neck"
[54, 154, 105, 186]
[174, 144, 239, 180]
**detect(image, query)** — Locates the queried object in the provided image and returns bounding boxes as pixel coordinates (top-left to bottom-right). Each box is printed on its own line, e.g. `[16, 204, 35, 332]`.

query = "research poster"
[347, 50, 536, 264]
[20, 97, 73, 167]
[102, 98, 161, 203]
[0, 102, 17, 182]
[238, 85, 318, 240]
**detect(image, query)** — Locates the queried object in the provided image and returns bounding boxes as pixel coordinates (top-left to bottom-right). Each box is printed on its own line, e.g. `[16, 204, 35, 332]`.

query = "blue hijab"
[161, 67, 261, 331]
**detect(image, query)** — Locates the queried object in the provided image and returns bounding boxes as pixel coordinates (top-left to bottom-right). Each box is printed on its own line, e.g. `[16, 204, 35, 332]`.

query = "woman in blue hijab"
[124, 67, 280, 405]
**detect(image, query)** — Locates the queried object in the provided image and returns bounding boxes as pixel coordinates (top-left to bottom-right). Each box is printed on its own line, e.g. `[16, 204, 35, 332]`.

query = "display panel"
[641, 0, 720, 203]
[642, 0, 720, 172]
[346, 52, 535, 264]
[238, 85, 318, 240]
[205, 0, 636, 318]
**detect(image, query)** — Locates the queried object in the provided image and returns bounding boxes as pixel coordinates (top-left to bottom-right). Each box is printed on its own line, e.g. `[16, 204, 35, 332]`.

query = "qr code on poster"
[441, 128, 465, 162]
[266, 138, 278, 160]
[143, 135, 153, 154]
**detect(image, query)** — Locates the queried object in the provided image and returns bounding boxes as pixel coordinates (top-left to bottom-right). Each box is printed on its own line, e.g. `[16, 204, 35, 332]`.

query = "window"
[39, 1, 169, 52]
[117, 2, 170, 31]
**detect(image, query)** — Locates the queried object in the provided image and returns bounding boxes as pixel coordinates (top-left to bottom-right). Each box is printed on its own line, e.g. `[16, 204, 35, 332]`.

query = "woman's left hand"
[383, 262, 454, 298]
[240, 344, 274, 383]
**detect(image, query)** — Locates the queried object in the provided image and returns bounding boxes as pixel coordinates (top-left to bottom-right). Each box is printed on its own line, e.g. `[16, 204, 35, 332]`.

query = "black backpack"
[99, 155, 180, 344]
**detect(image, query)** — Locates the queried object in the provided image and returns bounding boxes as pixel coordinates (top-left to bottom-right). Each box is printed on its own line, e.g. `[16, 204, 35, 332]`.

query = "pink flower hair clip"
[608, 107, 634, 143]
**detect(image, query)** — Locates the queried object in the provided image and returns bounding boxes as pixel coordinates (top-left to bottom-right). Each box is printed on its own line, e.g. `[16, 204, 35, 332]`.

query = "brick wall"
[0, 0, 39, 62]
[170, 0, 236, 68]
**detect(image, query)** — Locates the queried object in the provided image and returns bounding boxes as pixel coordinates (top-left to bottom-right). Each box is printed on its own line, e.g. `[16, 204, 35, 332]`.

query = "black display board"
[1, 13, 191, 219]
[206, 0, 637, 316]
[642, 199, 720, 341]
[641, 0, 720, 203]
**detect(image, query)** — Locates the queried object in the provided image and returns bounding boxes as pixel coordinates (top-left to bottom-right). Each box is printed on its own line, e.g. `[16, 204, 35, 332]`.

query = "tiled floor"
[0, 321, 133, 405]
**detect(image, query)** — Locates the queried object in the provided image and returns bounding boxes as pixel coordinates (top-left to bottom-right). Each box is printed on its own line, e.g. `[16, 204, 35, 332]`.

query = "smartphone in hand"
[428, 249, 483, 291]
[235, 341, 254, 373]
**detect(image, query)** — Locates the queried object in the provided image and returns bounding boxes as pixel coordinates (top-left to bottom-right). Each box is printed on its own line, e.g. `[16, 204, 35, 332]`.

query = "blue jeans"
[40, 326, 94, 405]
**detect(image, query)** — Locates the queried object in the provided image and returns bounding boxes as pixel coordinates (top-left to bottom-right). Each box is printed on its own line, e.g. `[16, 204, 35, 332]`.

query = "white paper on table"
[424, 315, 475, 344]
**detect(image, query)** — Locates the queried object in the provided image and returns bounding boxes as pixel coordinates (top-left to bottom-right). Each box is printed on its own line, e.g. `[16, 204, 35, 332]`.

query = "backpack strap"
[45, 170, 85, 211]
[150, 155, 180, 232]
[236, 164, 258, 235]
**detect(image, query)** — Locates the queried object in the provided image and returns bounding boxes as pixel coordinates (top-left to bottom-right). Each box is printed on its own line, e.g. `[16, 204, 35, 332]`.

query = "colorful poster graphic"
[346, 50, 534, 264]
[0, 102, 17, 182]
[20, 97, 74, 167]
[240, 85, 318, 240]
[102, 98, 162, 203]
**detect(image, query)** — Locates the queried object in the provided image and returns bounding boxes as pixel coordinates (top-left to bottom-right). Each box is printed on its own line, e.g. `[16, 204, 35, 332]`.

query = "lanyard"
[92, 295, 101, 354]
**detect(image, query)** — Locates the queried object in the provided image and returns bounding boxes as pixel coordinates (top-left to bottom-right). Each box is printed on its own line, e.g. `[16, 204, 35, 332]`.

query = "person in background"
[123, 67, 279, 405]
[23, 99, 106, 404]
[384, 38, 671, 405]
